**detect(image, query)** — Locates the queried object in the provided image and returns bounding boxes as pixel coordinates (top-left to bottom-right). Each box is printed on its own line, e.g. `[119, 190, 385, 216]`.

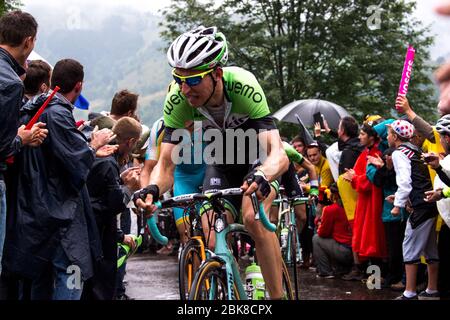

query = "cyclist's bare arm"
[300, 157, 318, 182]
[140, 159, 157, 188]
[149, 142, 176, 193]
[135, 142, 176, 213]
[244, 130, 288, 195]
[258, 130, 289, 181]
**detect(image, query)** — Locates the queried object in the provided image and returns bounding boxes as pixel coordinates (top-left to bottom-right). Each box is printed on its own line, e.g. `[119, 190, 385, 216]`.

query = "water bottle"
[280, 227, 289, 249]
[245, 262, 266, 300]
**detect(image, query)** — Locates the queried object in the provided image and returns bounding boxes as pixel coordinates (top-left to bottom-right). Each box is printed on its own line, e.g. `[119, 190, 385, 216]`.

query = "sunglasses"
[172, 69, 214, 87]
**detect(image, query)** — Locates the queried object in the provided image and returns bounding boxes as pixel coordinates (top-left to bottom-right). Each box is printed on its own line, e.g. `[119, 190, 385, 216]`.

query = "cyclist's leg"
[173, 165, 206, 244]
[201, 165, 237, 250]
[242, 195, 283, 299]
[282, 163, 306, 232]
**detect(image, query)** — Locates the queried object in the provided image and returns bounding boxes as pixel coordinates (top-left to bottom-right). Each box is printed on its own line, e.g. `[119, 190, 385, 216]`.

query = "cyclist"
[269, 141, 319, 234]
[134, 26, 289, 299]
[140, 116, 206, 244]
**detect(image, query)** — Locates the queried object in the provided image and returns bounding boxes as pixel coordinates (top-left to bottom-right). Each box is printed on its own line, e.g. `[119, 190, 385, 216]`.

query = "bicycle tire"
[179, 239, 204, 300]
[189, 259, 240, 300]
[281, 259, 295, 300]
[289, 224, 300, 300]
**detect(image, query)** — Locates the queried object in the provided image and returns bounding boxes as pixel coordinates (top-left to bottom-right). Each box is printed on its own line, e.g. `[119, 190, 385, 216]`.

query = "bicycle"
[272, 191, 309, 300]
[137, 192, 206, 299]
[176, 203, 212, 300]
[148, 188, 294, 300]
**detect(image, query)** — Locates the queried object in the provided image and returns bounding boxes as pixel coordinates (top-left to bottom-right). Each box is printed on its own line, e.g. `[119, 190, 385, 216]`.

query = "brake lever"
[246, 178, 260, 219]
[250, 192, 260, 220]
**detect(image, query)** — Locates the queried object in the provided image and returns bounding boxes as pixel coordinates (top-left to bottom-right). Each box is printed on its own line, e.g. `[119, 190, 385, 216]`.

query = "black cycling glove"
[244, 169, 271, 198]
[132, 184, 160, 206]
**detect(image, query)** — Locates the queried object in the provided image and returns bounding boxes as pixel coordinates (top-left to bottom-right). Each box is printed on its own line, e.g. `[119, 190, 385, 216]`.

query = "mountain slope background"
[22, 1, 450, 127]
[24, 3, 171, 126]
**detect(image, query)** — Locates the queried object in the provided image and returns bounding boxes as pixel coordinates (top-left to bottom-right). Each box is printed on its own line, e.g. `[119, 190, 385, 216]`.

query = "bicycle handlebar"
[249, 192, 277, 232]
[143, 207, 168, 246]
[149, 188, 276, 237]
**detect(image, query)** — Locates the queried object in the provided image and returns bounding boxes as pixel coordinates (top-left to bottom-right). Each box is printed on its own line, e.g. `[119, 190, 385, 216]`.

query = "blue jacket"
[373, 119, 394, 154]
[0, 48, 25, 173]
[2, 93, 102, 281]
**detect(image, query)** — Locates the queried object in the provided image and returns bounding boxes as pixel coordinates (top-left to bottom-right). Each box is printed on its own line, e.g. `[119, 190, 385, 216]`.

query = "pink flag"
[396, 45, 415, 110]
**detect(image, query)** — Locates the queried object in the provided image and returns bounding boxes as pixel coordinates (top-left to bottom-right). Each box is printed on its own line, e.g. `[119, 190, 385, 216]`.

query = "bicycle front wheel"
[189, 260, 240, 300]
[179, 239, 204, 300]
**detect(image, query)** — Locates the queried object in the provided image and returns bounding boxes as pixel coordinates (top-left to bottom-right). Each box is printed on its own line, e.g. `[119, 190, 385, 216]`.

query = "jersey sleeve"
[163, 81, 192, 129]
[224, 67, 276, 130]
[282, 141, 304, 164]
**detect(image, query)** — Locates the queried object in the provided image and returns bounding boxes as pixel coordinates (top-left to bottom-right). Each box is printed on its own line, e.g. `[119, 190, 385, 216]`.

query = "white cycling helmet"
[436, 114, 450, 135]
[167, 26, 228, 71]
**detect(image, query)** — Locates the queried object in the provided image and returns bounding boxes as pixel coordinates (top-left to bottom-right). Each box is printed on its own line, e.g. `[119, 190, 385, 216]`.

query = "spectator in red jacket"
[313, 184, 353, 278]
[341, 117, 387, 281]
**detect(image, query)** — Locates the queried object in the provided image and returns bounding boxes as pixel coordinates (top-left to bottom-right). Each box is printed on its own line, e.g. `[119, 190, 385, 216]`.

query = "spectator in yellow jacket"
[306, 142, 334, 188]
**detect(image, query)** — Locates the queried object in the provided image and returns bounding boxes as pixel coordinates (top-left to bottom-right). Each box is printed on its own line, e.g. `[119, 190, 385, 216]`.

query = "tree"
[160, 0, 437, 129]
[0, 0, 22, 16]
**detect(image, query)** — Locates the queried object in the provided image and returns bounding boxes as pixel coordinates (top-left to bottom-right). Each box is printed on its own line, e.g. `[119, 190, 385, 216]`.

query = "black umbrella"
[273, 99, 350, 130]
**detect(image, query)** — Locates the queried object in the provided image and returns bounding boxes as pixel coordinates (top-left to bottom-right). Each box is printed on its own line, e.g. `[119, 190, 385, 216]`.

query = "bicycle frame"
[208, 212, 249, 300]
[273, 196, 306, 265]
[286, 203, 301, 265]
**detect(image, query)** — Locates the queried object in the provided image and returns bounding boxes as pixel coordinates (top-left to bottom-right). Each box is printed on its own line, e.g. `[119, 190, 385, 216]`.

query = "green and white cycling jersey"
[162, 66, 276, 144]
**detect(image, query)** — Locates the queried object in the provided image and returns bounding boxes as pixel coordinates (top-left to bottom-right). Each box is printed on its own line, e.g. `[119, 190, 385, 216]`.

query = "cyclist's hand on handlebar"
[241, 169, 271, 200]
[132, 185, 160, 218]
[136, 196, 157, 219]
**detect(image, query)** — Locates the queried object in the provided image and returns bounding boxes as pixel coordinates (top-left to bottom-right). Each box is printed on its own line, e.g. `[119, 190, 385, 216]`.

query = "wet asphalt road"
[124, 252, 400, 300]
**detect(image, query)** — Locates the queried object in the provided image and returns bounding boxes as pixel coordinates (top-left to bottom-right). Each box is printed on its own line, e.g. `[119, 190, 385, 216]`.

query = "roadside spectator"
[23, 59, 51, 103]
[306, 142, 334, 188]
[388, 120, 440, 300]
[313, 184, 353, 278]
[335, 116, 363, 225]
[314, 118, 340, 182]
[367, 147, 407, 289]
[291, 135, 307, 156]
[109, 89, 140, 121]
[83, 117, 141, 300]
[422, 114, 450, 299]
[341, 117, 387, 281]
[396, 96, 445, 185]
[2, 59, 116, 300]
[0, 11, 47, 298]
